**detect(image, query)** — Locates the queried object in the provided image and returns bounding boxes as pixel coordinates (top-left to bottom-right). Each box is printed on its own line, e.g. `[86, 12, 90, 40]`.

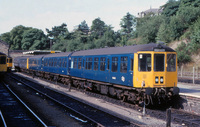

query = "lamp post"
[48, 36, 54, 51]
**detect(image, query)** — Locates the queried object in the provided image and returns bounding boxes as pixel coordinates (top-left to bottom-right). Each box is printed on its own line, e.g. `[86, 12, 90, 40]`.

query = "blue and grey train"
[14, 43, 179, 105]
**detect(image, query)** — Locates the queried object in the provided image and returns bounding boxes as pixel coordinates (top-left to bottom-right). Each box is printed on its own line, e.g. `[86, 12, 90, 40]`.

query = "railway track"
[9, 72, 200, 126]
[0, 81, 47, 127]
[85, 90, 200, 126]
[7, 73, 143, 127]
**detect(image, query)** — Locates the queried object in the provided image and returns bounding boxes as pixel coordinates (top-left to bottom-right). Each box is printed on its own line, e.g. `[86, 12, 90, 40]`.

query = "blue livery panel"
[70, 54, 134, 87]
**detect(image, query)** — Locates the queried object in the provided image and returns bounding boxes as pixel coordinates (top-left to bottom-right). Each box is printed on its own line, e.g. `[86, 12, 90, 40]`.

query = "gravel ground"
[12, 72, 181, 127]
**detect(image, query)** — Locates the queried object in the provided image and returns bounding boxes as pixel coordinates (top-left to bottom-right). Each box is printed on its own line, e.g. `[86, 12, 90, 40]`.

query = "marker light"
[155, 77, 159, 83]
[160, 77, 164, 83]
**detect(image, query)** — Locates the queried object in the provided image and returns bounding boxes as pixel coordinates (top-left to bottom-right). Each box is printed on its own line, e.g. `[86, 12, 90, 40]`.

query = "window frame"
[120, 56, 128, 73]
[100, 57, 106, 71]
[138, 53, 152, 72]
[111, 57, 118, 72]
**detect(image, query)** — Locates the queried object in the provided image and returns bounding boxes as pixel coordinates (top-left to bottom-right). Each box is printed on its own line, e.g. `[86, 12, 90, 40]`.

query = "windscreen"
[154, 54, 165, 71]
[0, 56, 6, 64]
[167, 54, 176, 71]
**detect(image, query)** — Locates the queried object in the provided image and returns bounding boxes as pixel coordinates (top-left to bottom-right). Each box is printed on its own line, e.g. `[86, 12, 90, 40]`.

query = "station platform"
[178, 82, 200, 98]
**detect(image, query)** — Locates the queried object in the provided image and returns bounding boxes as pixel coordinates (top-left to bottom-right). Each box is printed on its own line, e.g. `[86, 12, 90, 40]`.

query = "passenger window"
[167, 54, 176, 72]
[65, 58, 67, 67]
[59, 58, 62, 67]
[94, 57, 99, 71]
[82, 59, 85, 68]
[86, 58, 92, 70]
[130, 58, 133, 71]
[78, 58, 82, 69]
[107, 58, 110, 70]
[120, 56, 128, 73]
[100, 57, 106, 71]
[138, 54, 151, 72]
[54, 58, 57, 67]
[62, 58, 64, 67]
[73, 58, 78, 69]
[112, 57, 118, 72]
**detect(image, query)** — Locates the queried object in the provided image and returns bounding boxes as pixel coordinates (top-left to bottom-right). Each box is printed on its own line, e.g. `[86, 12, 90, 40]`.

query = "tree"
[78, 20, 89, 34]
[46, 23, 68, 39]
[136, 15, 164, 43]
[161, 0, 180, 17]
[120, 12, 136, 36]
[9, 25, 31, 50]
[176, 42, 191, 66]
[179, 0, 200, 8]
[95, 26, 115, 48]
[156, 22, 172, 43]
[0, 32, 11, 45]
[90, 18, 106, 38]
[21, 28, 48, 50]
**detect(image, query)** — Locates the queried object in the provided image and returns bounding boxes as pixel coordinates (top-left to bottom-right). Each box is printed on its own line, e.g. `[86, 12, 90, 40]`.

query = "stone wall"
[0, 40, 9, 55]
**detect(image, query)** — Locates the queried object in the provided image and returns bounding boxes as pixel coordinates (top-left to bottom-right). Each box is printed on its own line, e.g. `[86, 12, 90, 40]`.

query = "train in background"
[0, 52, 7, 76]
[7, 56, 13, 72]
[14, 43, 179, 106]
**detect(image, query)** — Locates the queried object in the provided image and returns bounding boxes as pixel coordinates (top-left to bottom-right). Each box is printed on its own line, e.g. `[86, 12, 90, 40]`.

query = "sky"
[0, 0, 168, 34]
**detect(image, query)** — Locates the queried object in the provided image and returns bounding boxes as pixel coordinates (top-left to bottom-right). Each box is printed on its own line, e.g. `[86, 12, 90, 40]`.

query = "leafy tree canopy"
[46, 23, 68, 39]
[90, 18, 106, 38]
[120, 12, 136, 35]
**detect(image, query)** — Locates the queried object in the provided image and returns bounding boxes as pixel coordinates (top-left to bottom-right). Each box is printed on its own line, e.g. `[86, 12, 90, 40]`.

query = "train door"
[109, 56, 119, 84]
[153, 53, 166, 87]
[96, 57, 107, 82]
[128, 55, 134, 86]
[106, 56, 111, 83]
[41, 57, 44, 71]
[133, 52, 154, 88]
[114, 55, 133, 86]
[81, 57, 85, 78]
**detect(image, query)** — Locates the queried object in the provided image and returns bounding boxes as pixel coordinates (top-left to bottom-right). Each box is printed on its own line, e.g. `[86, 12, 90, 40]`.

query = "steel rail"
[10, 74, 105, 127]
[0, 110, 7, 127]
[2, 81, 48, 127]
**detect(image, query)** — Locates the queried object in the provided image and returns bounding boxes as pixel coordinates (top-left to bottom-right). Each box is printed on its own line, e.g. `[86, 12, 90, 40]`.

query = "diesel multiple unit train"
[14, 43, 179, 105]
[0, 52, 7, 74]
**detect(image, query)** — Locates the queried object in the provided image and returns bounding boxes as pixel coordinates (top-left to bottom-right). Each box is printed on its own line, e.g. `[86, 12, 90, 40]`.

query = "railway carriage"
[0, 52, 7, 74]
[14, 56, 30, 72]
[42, 52, 71, 82]
[13, 43, 179, 105]
[43, 52, 71, 75]
[70, 43, 179, 105]
[70, 47, 134, 92]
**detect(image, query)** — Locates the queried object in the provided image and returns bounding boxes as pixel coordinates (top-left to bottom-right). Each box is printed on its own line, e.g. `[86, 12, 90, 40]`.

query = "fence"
[178, 66, 200, 84]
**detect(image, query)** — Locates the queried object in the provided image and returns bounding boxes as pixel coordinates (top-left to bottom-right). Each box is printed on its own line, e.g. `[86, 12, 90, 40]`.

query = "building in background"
[138, 7, 163, 18]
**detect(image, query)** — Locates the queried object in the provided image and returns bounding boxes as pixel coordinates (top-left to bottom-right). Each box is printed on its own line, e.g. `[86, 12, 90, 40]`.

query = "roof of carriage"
[0, 52, 6, 55]
[71, 43, 175, 56]
[43, 52, 71, 58]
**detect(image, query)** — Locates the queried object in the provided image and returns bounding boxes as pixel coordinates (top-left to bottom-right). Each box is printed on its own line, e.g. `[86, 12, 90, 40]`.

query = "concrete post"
[181, 66, 183, 77]
[166, 108, 171, 127]
[193, 67, 195, 84]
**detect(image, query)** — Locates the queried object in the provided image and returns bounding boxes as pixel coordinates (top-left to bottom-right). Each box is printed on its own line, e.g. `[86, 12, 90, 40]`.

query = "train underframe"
[20, 68, 179, 106]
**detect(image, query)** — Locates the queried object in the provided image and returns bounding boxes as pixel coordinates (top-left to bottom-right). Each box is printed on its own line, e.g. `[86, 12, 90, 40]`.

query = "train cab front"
[134, 47, 179, 105]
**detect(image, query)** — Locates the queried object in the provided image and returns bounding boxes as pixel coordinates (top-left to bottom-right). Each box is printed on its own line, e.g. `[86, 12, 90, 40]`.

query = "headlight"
[160, 77, 163, 83]
[155, 77, 159, 83]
